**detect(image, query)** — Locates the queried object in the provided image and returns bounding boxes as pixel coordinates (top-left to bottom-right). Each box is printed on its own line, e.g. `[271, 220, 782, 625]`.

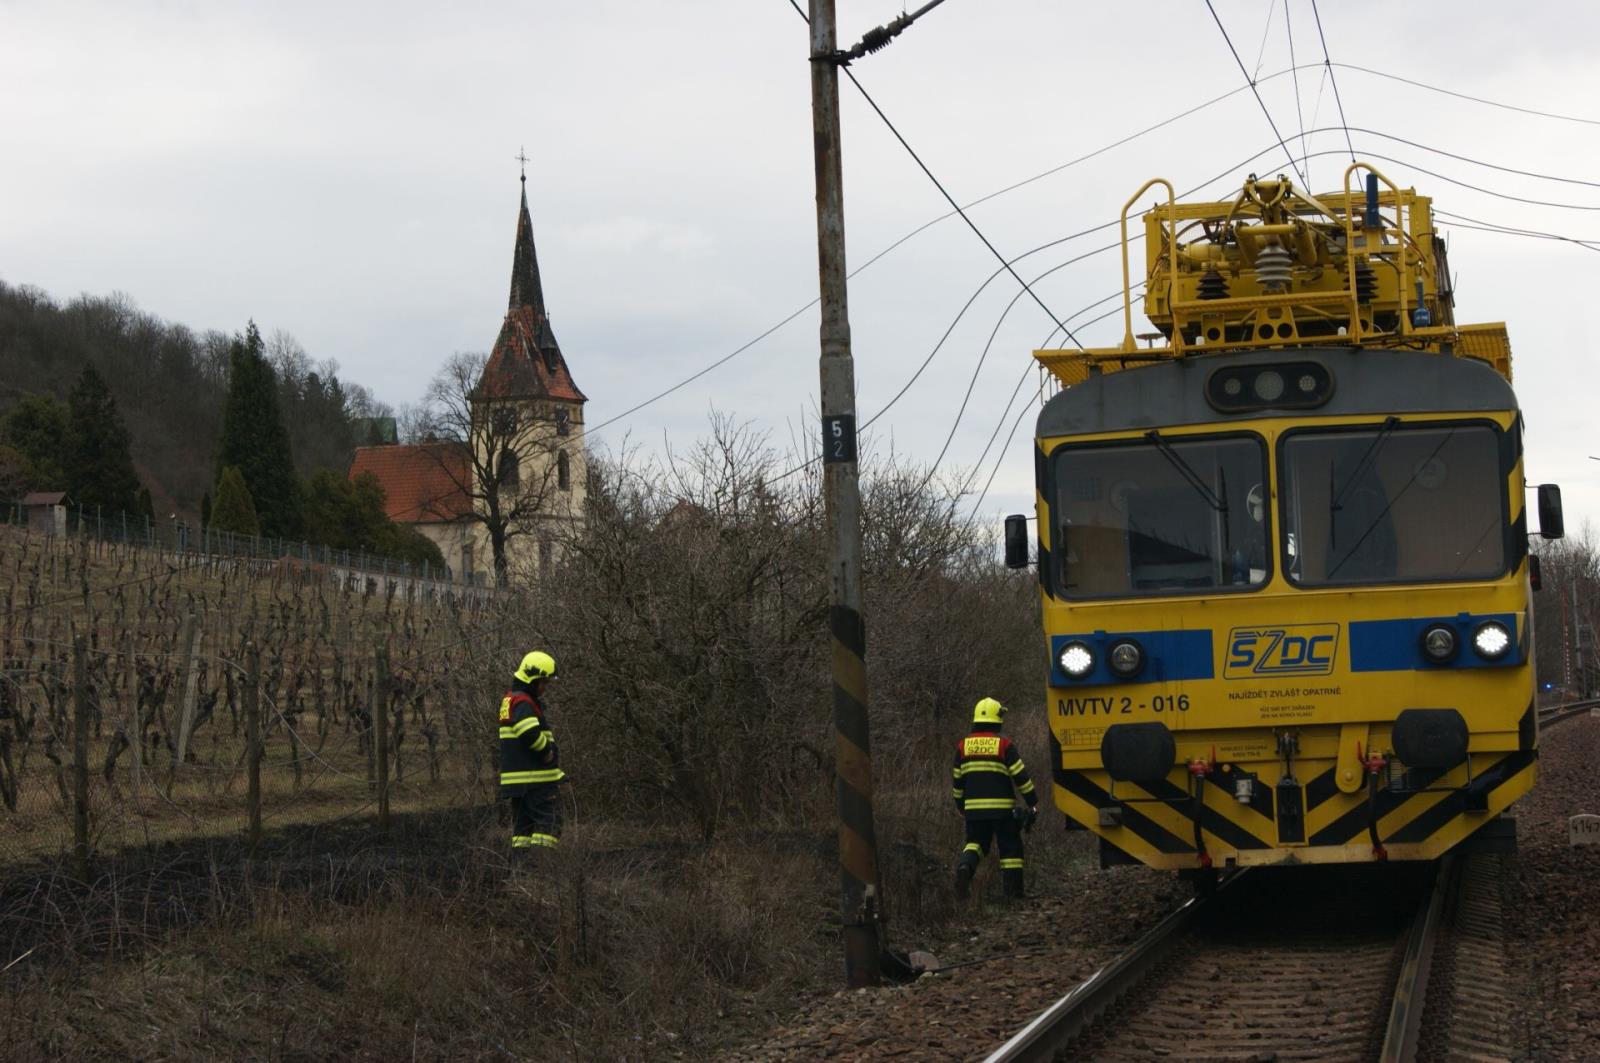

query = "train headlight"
[1059, 641, 1096, 680]
[1107, 639, 1144, 679]
[1420, 624, 1458, 664]
[1253, 370, 1286, 402]
[1472, 621, 1512, 661]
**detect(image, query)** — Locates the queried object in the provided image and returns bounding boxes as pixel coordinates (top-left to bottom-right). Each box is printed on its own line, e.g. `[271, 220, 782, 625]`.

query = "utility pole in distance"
[807, 0, 883, 988]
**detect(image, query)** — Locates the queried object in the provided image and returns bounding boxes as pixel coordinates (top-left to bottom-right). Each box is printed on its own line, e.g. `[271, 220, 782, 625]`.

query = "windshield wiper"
[1145, 430, 1227, 513]
[1330, 417, 1400, 516]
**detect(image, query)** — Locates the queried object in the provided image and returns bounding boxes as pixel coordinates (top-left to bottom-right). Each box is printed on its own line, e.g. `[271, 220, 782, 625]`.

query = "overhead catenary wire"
[580, 60, 1594, 444]
[1284, 1, 1313, 188]
[784, 0, 1079, 345]
[1334, 61, 1600, 127]
[1310, 0, 1357, 161]
[1204, 0, 1306, 184]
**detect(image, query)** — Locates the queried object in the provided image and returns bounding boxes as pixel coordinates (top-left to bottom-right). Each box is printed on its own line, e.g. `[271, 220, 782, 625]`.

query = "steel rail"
[1378, 855, 1458, 1062]
[982, 871, 1244, 1063]
[1538, 698, 1600, 729]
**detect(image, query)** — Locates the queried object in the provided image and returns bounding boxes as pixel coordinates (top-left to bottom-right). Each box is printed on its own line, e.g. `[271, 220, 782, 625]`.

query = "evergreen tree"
[1, 394, 69, 490]
[210, 466, 260, 536]
[64, 362, 142, 512]
[214, 322, 301, 537]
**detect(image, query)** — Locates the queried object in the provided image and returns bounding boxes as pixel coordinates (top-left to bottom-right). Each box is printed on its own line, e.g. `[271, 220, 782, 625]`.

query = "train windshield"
[1053, 434, 1270, 598]
[1279, 422, 1508, 585]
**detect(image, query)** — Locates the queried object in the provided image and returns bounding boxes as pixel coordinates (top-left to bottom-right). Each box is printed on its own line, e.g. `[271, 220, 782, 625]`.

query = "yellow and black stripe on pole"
[809, 0, 883, 987]
[831, 604, 882, 985]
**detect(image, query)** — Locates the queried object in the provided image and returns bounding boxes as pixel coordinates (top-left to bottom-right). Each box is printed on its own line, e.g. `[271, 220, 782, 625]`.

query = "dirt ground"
[1506, 712, 1600, 1062]
[726, 716, 1600, 1063]
[1, 719, 1595, 1062]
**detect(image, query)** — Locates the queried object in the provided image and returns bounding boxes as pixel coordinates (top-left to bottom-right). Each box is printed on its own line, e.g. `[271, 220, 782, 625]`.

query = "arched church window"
[558, 450, 571, 491]
[498, 449, 520, 489]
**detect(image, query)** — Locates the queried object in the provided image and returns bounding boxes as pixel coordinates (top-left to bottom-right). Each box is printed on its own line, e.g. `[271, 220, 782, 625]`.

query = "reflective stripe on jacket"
[951, 727, 1036, 820]
[499, 685, 564, 795]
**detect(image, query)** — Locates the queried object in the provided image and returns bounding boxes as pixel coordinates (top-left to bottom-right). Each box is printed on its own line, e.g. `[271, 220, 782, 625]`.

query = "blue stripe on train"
[1348, 612, 1522, 672]
[1049, 630, 1215, 686]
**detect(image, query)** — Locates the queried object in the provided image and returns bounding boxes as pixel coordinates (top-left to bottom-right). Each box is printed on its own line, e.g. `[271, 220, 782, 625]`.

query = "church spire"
[508, 154, 546, 316]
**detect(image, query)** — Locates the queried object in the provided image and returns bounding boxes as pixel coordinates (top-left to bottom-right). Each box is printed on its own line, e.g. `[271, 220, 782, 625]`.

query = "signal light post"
[807, 0, 883, 988]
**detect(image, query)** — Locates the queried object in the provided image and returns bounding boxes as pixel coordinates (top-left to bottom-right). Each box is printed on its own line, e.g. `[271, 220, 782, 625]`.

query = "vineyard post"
[375, 643, 391, 832]
[72, 633, 91, 880]
[168, 612, 202, 794]
[245, 643, 262, 851]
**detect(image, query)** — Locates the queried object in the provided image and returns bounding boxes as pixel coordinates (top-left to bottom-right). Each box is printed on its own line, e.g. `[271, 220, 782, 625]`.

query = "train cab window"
[1279, 422, 1508, 586]
[1052, 433, 1269, 598]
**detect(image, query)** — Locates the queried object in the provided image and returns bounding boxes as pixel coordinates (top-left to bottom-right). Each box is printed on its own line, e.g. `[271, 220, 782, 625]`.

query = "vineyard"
[0, 521, 502, 869]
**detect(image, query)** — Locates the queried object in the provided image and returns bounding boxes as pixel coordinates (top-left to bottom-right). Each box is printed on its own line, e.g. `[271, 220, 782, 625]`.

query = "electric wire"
[584, 59, 1589, 444]
[1251, 0, 1278, 81]
[1204, 0, 1306, 184]
[1434, 212, 1600, 254]
[1347, 150, 1600, 212]
[1286, 0, 1309, 186]
[785, 0, 1075, 342]
[1335, 61, 1600, 127]
[588, 57, 1595, 453]
[1310, 0, 1357, 161]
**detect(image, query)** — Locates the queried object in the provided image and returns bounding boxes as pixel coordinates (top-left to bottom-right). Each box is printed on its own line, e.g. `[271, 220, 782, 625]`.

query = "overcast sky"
[4, 0, 1598, 533]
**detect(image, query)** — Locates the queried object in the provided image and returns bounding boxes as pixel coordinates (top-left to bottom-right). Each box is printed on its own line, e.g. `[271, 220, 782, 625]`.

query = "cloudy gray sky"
[5, 0, 1597, 531]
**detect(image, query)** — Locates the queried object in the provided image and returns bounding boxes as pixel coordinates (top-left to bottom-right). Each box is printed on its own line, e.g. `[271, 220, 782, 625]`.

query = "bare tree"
[414, 351, 572, 583]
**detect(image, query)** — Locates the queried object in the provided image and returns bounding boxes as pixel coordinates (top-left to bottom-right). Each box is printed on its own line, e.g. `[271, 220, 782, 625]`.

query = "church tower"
[471, 173, 588, 579]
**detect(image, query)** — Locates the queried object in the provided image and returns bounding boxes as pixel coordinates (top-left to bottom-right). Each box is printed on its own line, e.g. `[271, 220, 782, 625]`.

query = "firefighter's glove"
[1024, 806, 1038, 833]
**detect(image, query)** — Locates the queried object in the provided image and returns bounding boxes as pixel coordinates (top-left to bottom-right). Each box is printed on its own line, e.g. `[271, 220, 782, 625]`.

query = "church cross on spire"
[515, 146, 529, 183]
[508, 170, 546, 316]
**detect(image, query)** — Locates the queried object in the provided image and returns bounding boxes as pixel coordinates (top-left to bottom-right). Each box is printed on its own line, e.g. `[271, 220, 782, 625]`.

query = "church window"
[558, 450, 571, 491]
[555, 407, 570, 436]
[498, 449, 520, 489]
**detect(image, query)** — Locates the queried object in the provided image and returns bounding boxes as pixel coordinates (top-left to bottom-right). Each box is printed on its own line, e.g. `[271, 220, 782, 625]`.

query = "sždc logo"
[1224, 624, 1340, 678]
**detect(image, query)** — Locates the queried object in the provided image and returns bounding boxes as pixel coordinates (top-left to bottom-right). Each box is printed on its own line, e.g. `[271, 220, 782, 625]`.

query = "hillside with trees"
[0, 279, 441, 567]
[0, 279, 389, 517]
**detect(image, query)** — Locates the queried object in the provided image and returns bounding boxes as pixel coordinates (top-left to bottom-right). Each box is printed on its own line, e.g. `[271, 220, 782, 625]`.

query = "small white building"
[20, 491, 69, 536]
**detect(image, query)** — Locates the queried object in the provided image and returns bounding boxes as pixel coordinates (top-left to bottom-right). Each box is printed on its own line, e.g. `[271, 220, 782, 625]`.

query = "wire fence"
[0, 521, 512, 871]
[2, 497, 495, 595]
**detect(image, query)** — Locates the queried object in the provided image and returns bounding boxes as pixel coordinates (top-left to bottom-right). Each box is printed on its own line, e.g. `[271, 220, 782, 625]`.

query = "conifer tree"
[64, 362, 142, 512]
[214, 322, 301, 537]
[210, 466, 260, 536]
[1, 394, 69, 490]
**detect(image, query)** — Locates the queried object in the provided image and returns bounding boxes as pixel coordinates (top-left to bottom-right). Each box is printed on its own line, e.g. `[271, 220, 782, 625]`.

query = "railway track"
[1538, 697, 1599, 729]
[983, 697, 1600, 1063]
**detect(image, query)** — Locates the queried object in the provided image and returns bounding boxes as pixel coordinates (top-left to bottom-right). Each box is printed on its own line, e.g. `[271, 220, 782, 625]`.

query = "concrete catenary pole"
[807, 0, 883, 988]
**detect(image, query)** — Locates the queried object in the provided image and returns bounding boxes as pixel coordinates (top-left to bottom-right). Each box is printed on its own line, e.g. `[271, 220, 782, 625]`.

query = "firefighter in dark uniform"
[952, 697, 1037, 899]
[500, 651, 564, 850]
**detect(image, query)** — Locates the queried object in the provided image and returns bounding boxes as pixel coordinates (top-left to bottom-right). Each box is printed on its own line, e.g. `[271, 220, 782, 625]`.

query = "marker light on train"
[1059, 641, 1095, 679]
[1421, 624, 1459, 664]
[1253, 370, 1285, 402]
[1107, 639, 1145, 678]
[1472, 621, 1512, 661]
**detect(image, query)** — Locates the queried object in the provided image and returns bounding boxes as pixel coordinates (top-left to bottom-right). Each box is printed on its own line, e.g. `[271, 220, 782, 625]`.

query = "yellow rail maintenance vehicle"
[1003, 165, 1567, 881]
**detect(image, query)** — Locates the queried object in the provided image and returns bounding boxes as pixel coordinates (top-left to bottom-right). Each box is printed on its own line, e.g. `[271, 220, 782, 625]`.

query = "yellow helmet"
[973, 697, 1005, 726]
[514, 651, 557, 683]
